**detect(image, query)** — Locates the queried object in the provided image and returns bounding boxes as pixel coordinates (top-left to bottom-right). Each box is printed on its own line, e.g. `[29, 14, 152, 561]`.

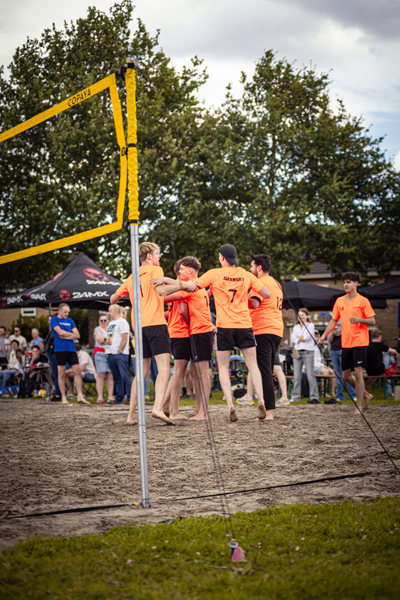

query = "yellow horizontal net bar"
[0, 74, 127, 265]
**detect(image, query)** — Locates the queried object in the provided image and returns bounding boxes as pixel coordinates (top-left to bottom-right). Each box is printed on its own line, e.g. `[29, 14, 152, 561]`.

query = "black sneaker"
[307, 399, 321, 404]
[324, 398, 341, 405]
[50, 395, 61, 402]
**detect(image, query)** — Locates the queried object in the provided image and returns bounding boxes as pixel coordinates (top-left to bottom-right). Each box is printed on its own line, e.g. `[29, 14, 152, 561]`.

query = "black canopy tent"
[358, 279, 400, 300]
[281, 281, 387, 311]
[1, 253, 128, 311]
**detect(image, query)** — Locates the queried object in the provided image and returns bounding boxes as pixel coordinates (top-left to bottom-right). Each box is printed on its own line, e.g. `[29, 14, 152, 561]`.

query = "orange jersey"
[178, 288, 214, 335]
[332, 293, 375, 348]
[167, 300, 190, 339]
[116, 265, 166, 329]
[249, 275, 284, 337]
[196, 267, 264, 329]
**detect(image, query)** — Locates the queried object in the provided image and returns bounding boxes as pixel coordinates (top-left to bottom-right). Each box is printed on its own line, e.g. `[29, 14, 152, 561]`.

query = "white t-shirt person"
[78, 349, 97, 378]
[105, 317, 130, 355]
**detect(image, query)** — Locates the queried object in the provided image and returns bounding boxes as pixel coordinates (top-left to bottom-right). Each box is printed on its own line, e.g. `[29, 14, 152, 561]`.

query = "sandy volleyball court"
[0, 399, 399, 550]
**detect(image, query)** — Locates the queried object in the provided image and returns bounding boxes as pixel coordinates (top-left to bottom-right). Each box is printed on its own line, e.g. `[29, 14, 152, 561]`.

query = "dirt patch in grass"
[0, 399, 399, 550]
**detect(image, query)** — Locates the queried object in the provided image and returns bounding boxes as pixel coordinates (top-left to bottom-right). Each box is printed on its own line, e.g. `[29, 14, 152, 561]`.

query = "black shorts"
[274, 350, 281, 366]
[190, 331, 214, 363]
[143, 325, 171, 359]
[216, 327, 255, 352]
[55, 351, 79, 367]
[342, 347, 367, 371]
[171, 337, 191, 361]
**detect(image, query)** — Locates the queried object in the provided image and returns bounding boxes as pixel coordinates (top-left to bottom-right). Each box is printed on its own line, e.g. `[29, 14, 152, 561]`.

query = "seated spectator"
[366, 329, 398, 398]
[9, 325, 27, 351]
[26, 345, 49, 396]
[65, 343, 97, 398]
[313, 331, 336, 398]
[76, 343, 97, 383]
[0, 325, 9, 367]
[28, 328, 43, 350]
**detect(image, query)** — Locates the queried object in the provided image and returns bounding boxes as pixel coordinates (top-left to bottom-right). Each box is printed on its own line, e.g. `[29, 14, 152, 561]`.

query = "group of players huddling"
[110, 242, 375, 426]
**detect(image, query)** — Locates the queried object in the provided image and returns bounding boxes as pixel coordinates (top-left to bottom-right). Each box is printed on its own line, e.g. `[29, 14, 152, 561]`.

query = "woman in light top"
[93, 314, 114, 403]
[290, 308, 319, 404]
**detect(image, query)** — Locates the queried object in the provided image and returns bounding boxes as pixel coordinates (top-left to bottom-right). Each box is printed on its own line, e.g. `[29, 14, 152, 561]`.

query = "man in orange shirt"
[163, 260, 191, 420]
[320, 272, 376, 413]
[152, 244, 271, 422]
[110, 242, 176, 425]
[249, 254, 284, 421]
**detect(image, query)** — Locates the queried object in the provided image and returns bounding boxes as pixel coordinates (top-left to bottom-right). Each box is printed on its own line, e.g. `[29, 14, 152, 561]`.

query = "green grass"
[67, 383, 399, 407]
[1, 498, 399, 599]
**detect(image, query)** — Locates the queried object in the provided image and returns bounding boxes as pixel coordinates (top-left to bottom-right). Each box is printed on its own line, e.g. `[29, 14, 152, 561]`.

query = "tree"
[199, 51, 400, 281]
[0, 0, 208, 291]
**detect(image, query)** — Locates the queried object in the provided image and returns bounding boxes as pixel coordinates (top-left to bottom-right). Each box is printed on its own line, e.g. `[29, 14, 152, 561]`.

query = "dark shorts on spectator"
[55, 351, 79, 367]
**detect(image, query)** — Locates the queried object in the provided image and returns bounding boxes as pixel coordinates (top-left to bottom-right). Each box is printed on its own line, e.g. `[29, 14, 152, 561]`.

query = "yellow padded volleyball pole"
[125, 58, 150, 508]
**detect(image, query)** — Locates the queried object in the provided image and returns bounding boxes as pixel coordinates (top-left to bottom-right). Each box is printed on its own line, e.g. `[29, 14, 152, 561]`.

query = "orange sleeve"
[178, 290, 190, 299]
[116, 276, 131, 299]
[196, 269, 215, 289]
[248, 273, 265, 293]
[332, 298, 342, 321]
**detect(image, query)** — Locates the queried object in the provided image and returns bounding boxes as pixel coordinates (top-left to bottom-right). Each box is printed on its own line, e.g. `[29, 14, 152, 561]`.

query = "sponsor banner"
[86, 280, 120, 286]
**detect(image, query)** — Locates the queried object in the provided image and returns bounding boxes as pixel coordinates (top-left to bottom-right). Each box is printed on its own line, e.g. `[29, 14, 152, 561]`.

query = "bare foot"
[189, 413, 208, 421]
[61, 399, 69, 405]
[362, 392, 373, 412]
[229, 407, 238, 422]
[259, 409, 274, 421]
[169, 412, 188, 421]
[77, 397, 91, 405]
[354, 405, 363, 415]
[186, 410, 198, 419]
[152, 408, 176, 425]
[125, 417, 138, 426]
[258, 404, 267, 420]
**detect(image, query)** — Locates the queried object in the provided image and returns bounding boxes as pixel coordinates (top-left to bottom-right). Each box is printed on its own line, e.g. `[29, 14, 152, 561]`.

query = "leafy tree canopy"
[1, 3, 399, 293]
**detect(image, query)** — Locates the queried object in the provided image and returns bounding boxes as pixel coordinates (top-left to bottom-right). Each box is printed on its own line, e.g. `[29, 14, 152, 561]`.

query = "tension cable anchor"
[229, 540, 246, 562]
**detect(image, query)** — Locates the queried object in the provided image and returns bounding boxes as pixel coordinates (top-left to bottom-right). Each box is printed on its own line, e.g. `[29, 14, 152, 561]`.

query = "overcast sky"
[1, 0, 399, 168]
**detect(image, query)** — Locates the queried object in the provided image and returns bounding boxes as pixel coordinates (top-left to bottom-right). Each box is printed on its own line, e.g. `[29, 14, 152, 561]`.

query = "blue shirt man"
[50, 303, 89, 405]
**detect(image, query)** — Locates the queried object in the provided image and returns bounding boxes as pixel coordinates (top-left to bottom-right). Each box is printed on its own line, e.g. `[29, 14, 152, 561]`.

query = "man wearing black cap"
[151, 244, 271, 422]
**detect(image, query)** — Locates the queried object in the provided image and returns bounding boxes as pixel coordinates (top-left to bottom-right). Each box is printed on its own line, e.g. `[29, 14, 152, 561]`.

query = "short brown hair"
[139, 242, 160, 263]
[180, 256, 201, 272]
[370, 328, 382, 340]
[342, 272, 360, 283]
[174, 260, 183, 275]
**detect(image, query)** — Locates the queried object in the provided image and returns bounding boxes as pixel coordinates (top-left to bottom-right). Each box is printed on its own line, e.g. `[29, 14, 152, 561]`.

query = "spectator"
[366, 329, 398, 398]
[28, 328, 43, 350]
[274, 351, 290, 405]
[93, 314, 114, 404]
[0, 326, 10, 367]
[327, 324, 357, 403]
[0, 339, 21, 389]
[313, 331, 336, 400]
[105, 304, 131, 404]
[51, 303, 89, 404]
[43, 317, 62, 402]
[76, 343, 96, 383]
[291, 308, 320, 404]
[9, 326, 27, 351]
[26, 345, 49, 396]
